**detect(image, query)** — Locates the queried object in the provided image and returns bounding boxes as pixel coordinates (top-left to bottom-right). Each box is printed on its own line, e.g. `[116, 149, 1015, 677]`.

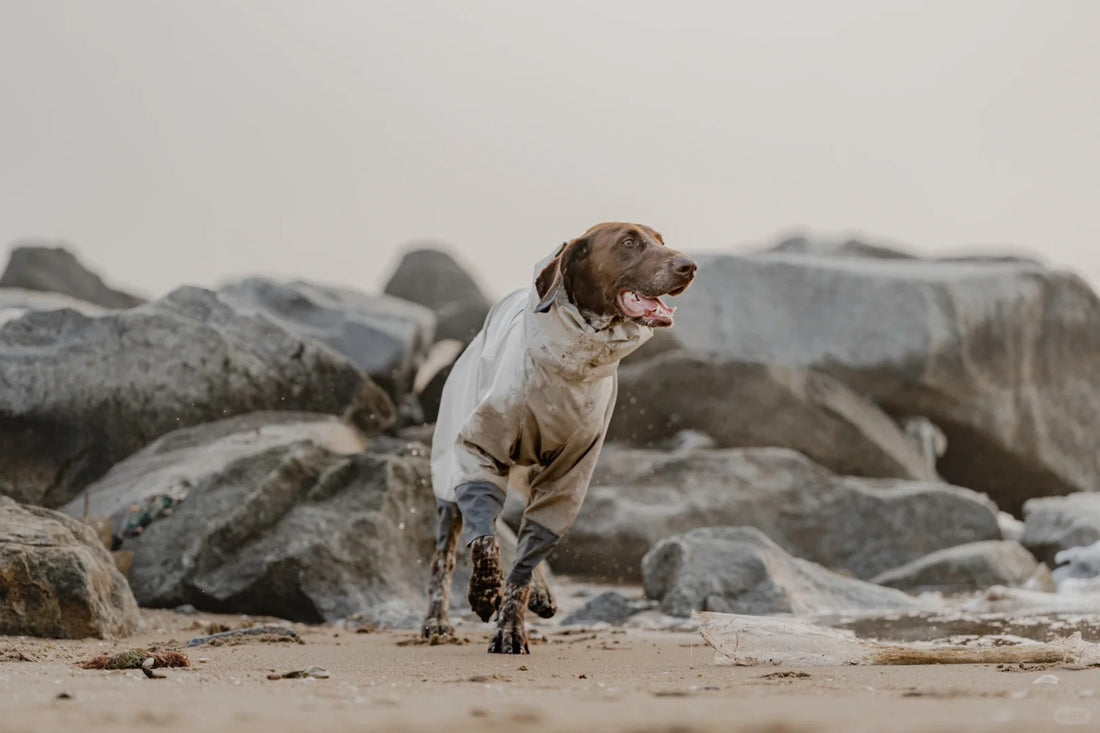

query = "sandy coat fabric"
[431, 255, 653, 545]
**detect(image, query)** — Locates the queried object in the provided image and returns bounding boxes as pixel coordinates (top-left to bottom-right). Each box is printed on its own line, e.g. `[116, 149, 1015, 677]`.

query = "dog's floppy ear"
[535, 241, 569, 313]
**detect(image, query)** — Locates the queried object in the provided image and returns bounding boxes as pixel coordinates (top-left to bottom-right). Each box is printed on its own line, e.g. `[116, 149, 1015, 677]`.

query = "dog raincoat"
[431, 254, 653, 585]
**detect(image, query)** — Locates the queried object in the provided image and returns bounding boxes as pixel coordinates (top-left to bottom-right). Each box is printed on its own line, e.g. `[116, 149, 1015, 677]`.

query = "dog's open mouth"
[617, 290, 676, 327]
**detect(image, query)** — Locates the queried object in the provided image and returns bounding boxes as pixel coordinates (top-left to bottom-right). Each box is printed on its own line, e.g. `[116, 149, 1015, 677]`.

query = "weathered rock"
[766, 235, 916, 259]
[1022, 493, 1100, 565]
[642, 526, 919, 617]
[0, 286, 392, 508]
[552, 446, 1000, 582]
[0, 243, 144, 308]
[561, 590, 651, 626]
[0, 496, 140, 638]
[659, 252, 1100, 514]
[609, 351, 932, 480]
[1052, 540, 1100, 589]
[384, 248, 490, 344]
[58, 412, 369, 538]
[870, 541, 1039, 594]
[124, 437, 434, 622]
[0, 288, 104, 325]
[219, 278, 435, 402]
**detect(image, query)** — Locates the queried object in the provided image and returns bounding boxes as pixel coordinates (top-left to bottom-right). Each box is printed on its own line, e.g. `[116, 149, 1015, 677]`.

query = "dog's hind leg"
[526, 562, 557, 619]
[421, 501, 462, 639]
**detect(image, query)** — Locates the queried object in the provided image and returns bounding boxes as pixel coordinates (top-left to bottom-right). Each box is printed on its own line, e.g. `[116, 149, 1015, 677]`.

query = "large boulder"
[58, 412, 369, 538]
[0, 288, 104, 325]
[0, 286, 392, 508]
[384, 248, 490, 344]
[658, 252, 1100, 514]
[870, 540, 1040, 595]
[123, 436, 434, 622]
[0, 243, 144, 308]
[642, 526, 919, 617]
[0, 496, 140, 638]
[218, 278, 434, 403]
[609, 351, 932, 480]
[765, 235, 916, 259]
[1022, 493, 1100, 565]
[552, 446, 1000, 582]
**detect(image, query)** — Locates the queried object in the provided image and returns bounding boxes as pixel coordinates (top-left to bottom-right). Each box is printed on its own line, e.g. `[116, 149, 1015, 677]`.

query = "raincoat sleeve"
[449, 398, 521, 545]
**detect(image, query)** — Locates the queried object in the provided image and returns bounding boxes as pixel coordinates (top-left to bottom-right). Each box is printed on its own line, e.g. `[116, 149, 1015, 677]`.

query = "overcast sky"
[1, 1, 1097, 299]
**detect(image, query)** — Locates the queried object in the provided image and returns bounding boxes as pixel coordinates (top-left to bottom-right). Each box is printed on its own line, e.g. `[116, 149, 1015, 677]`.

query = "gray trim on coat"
[454, 481, 506, 546]
[434, 499, 462, 551]
[506, 518, 561, 586]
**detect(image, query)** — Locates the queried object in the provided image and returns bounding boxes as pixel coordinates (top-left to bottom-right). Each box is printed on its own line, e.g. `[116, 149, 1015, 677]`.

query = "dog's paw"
[420, 613, 454, 639]
[488, 626, 530, 654]
[526, 583, 558, 619]
[468, 536, 503, 623]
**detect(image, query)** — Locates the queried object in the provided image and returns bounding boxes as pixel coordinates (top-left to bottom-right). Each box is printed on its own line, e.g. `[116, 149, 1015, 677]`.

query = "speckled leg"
[421, 502, 462, 638]
[468, 535, 503, 623]
[488, 581, 530, 654]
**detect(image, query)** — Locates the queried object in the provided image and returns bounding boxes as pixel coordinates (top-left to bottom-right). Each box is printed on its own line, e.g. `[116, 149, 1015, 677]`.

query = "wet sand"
[2, 606, 1099, 733]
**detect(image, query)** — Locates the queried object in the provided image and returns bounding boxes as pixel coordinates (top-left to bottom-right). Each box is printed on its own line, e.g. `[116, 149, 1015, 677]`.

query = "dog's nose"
[672, 256, 697, 277]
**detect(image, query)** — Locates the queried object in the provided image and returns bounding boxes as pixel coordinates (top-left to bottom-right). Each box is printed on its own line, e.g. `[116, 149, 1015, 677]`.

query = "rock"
[0, 288, 104, 325]
[0, 243, 144, 308]
[1052, 541, 1100, 589]
[58, 412, 369, 538]
[659, 252, 1100, 514]
[766, 235, 916, 259]
[218, 278, 435, 403]
[384, 248, 490, 344]
[1022, 493, 1100, 565]
[0, 286, 391, 508]
[870, 540, 1040, 594]
[0, 496, 140, 638]
[642, 526, 919, 617]
[552, 446, 1001, 582]
[123, 436, 434, 622]
[560, 590, 651, 626]
[609, 351, 932, 480]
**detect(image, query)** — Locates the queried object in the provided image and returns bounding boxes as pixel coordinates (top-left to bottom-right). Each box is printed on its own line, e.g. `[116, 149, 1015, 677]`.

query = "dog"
[420, 222, 697, 653]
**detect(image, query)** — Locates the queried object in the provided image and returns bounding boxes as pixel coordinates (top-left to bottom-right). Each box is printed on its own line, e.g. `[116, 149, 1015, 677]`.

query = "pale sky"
[1, 1, 1097, 300]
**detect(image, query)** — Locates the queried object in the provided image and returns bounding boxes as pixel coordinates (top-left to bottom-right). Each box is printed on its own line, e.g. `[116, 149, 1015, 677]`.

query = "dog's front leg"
[467, 535, 504, 622]
[488, 581, 530, 654]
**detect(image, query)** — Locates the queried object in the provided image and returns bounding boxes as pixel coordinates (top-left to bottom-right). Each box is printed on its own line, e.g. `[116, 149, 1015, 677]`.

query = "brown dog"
[422, 223, 696, 652]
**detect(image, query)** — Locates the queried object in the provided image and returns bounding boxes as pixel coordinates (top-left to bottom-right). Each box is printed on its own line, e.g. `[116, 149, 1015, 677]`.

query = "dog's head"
[535, 222, 696, 328]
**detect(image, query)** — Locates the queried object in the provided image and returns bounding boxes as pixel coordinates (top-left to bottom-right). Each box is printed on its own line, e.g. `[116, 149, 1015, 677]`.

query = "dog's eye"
[622, 238, 643, 249]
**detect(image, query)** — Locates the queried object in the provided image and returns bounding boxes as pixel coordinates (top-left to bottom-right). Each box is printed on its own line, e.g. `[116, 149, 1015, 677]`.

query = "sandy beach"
[2, 602, 1098, 733]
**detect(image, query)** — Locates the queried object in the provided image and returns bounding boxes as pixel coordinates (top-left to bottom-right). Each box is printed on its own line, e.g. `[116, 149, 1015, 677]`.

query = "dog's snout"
[672, 256, 697, 277]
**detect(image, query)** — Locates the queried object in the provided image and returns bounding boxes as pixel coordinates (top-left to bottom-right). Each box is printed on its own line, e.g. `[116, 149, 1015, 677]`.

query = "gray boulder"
[609, 351, 932, 480]
[766, 235, 916, 259]
[384, 248, 490, 344]
[0, 286, 392, 508]
[871, 540, 1040, 594]
[124, 437, 434, 622]
[219, 278, 434, 403]
[0, 243, 144, 308]
[552, 446, 1000, 582]
[642, 526, 919, 617]
[58, 412, 369, 539]
[659, 252, 1100, 514]
[0, 496, 140, 638]
[0, 288, 104, 325]
[561, 590, 651, 626]
[1022, 493, 1100, 565]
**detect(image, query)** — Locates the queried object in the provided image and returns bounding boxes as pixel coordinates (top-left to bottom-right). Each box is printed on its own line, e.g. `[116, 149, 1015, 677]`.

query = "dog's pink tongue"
[638, 294, 675, 320]
[620, 291, 675, 320]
